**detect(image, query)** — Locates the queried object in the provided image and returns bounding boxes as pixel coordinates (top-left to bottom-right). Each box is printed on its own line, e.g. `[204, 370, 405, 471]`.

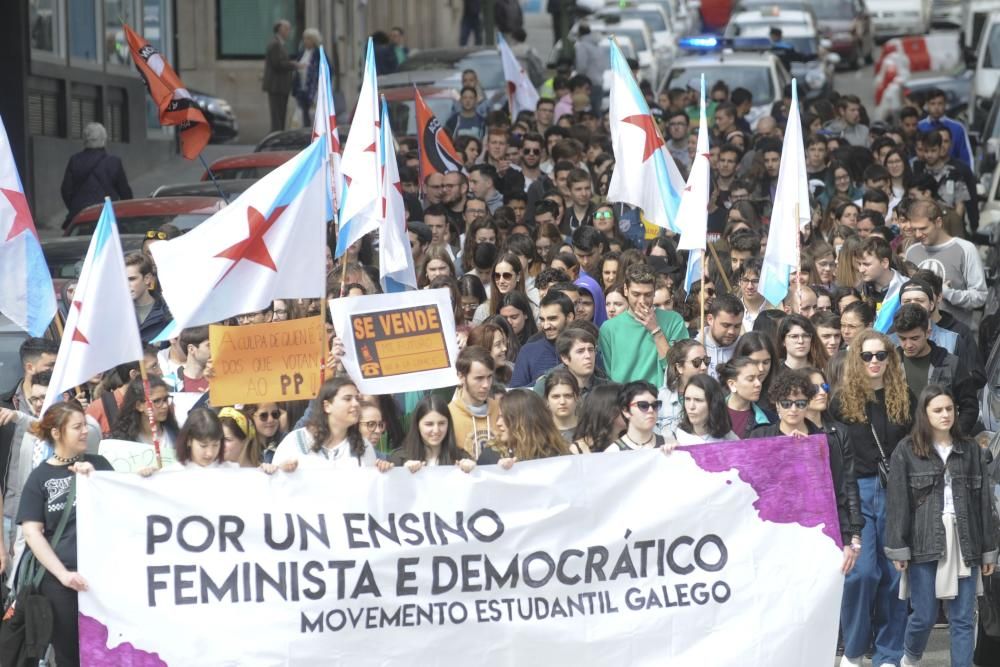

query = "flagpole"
[198, 154, 230, 204]
[138, 363, 162, 469]
[707, 241, 732, 293]
[699, 248, 706, 335]
[794, 202, 802, 314]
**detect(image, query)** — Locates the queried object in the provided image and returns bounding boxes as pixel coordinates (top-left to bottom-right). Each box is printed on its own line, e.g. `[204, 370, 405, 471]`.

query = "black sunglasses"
[522, 147, 541, 155]
[257, 410, 281, 421]
[688, 356, 713, 369]
[860, 351, 889, 362]
[778, 399, 809, 410]
[631, 400, 663, 412]
[494, 271, 515, 281]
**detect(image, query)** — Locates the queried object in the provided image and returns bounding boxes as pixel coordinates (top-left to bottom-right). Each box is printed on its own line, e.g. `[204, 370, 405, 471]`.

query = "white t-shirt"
[934, 443, 955, 515]
[272, 428, 378, 469]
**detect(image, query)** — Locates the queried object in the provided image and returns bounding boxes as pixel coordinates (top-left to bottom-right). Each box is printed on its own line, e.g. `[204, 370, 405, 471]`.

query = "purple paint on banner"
[680, 434, 842, 547]
[79, 613, 168, 666]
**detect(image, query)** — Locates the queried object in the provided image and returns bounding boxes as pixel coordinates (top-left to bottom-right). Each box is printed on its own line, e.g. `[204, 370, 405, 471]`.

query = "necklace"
[53, 452, 83, 464]
[625, 432, 655, 448]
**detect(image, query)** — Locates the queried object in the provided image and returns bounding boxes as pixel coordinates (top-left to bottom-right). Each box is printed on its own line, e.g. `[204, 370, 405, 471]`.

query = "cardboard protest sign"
[77, 435, 843, 665]
[98, 439, 177, 473]
[209, 316, 325, 406]
[329, 288, 458, 394]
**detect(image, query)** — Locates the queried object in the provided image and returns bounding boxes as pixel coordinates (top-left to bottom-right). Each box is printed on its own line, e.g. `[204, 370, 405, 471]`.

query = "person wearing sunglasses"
[519, 132, 545, 189]
[675, 374, 736, 445]
[751, 369, 862, 577]
[607, 382, 669, 452]
[657, 339, 709, 437]
[831, 330, 915, 667]
[472, 253, 531, 325]
[248, 402, 286, 464]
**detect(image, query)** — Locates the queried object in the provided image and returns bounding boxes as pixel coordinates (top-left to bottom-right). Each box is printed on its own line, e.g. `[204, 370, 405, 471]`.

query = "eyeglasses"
[361, 420, 386, 432]
[740, 276, 759, 285]
[150, 396, 172, 407]
[688, 356, 713, 369]
[257, 410, 281, 421]
[594, 210, 614, 220]
[145, 230, 168, 240]
[860, 351, 889, 362]
[778, 399, 809, 410]
[702, 288, 716, 297]
[813, 383, 830, 393]
[786, 333, 812, 341]
[522, 147, 541, 155]
[631, 400, 663, 412]
[494, 271, 515, 281]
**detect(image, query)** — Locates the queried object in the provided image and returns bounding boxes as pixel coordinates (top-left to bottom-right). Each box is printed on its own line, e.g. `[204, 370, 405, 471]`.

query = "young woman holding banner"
[18, 402, 113, 667]
[390, 395, 475, 472]
[480, 390, 569, 466]
[272, 377, 393, 472]
[886, 386, 998, 667]
[219, 406, 264, 467]
[831, 330, 915, 667]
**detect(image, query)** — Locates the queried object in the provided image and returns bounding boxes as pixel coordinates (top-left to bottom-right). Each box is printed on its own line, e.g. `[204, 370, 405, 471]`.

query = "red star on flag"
[380, 168, 404, 219]
[213, 205, 288, 287]
[2, 188, 36, 242]
[621, 114, 665, 162]
[364, 119, 381, 155]
[70, 301, 89, 344]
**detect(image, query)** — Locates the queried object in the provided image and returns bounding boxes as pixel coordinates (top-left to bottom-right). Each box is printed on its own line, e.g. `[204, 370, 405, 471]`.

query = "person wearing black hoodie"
[60, 123, 132, 229]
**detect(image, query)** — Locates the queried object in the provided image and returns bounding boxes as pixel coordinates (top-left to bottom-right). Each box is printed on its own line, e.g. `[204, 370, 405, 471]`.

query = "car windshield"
[615, 28, 648, 52]
[70, 213, 212, 236]
[811, 1, 854, 19]
[455, 54, 504, 89]
[667, 65, 776, 103]
[386, 95, 457, 136]
[984, 23, 1000, 68]
[602, 10, 667, 32]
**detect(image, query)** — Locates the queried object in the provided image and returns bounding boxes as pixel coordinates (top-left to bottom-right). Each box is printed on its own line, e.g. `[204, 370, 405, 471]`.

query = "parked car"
[200, 151, 297, 181]
[961, 0, 1000, 60]
[400, 47, 546, 89]
[975, 85, 1000, 173]
[811, 0, 875, 69]
[970, 11, 1000, 132]
[867, 0, 933, 40]
[64, 197, 226, 236]
[0, 315, 28, 397]
[190, 90, 238, 143]
[41, 235, 146, 300]
[380, 84, 460, 137]
[932, 0, 964, 28]
[151, 179, 256, 200]
[592, 4, 678, 55]
[255, 128, 312, 153]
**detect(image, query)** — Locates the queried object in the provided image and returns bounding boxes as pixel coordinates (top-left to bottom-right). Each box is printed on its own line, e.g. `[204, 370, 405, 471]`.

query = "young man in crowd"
[699, 294, 745, 379]
[532, 327, 606, 397]
[448, 346, 500, 458]
[857, 236, 905, 311]
[125, 252, 170, 345]
[467, 164, 504, 213]
[511, 291, 576, 388]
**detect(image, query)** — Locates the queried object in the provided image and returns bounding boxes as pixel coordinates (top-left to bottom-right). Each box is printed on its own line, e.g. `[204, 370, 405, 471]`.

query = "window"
[217, 0, 300, 58]
[142, 0, 170, 132]
[30, 0, 63, 57]
[105, 0, 137, 66]
[69, 0, 100, 62]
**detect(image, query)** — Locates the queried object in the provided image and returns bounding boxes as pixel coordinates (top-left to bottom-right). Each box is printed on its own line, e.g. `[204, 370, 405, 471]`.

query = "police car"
[724, 8, 839, 99]
[659, 37, 792, 129]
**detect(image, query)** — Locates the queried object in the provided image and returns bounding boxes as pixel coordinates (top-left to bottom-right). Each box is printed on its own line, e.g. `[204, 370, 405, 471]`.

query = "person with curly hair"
[108, 376, 179, 454]
[831, 329, 915, 667]
[752, 368, 863, 576]
[480, 390, 569, 465]
[272, 377, 393, 471]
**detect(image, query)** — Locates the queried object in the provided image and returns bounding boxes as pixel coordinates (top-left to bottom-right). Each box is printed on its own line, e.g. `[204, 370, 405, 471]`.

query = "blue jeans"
[460, 15, 482, 46]
[842, 475, 907, 665]
[905, 560, 977, 666]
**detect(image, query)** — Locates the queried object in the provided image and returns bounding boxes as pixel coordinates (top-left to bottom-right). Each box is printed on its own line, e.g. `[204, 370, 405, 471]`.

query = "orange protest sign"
[349, 305, 449, 379]
[209, 316, 324, 406]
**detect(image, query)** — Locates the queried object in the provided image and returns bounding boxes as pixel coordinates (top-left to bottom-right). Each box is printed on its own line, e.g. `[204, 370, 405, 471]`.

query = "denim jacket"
[885, 436, 1000, 566]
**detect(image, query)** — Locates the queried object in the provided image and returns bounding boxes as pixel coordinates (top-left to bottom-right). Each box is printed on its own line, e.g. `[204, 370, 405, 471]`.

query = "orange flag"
[414, 89, 463, 189]
[124, 24, 210, 160]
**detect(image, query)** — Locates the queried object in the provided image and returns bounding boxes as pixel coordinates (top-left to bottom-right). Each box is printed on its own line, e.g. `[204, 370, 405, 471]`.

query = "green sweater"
[598, 309, 689, 385]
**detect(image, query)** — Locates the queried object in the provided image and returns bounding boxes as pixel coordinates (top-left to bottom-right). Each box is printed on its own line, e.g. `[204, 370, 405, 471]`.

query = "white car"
[593, 3, 676, 53]
[971, 11, 1000, 131]
[577, 19, 664, 89]
[660, 51, 792, 129]
[867, 0, 932, 39]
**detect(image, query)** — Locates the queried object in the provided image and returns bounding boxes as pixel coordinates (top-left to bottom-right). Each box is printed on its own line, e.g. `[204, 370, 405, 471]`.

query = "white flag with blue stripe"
[678, 75, 710, 293]
[378, 98, 416, 293]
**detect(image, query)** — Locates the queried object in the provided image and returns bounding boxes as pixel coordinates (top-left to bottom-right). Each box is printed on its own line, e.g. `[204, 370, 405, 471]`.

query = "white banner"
[77, 436, 843, 666]
[328, 288, 458, 395]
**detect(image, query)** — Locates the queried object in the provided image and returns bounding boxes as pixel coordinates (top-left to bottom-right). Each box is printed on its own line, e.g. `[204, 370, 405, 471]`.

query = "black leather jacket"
[885, 436, 999, 566]
[751, 416, 864, 544]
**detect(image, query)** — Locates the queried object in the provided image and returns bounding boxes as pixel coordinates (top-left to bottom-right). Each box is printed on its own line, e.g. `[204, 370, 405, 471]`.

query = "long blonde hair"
[497, 390, 569, 460]
[834, 329, 910, 425]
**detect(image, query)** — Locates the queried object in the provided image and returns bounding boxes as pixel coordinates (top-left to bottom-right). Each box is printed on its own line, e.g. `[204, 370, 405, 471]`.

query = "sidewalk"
[38, 141, 254, 237]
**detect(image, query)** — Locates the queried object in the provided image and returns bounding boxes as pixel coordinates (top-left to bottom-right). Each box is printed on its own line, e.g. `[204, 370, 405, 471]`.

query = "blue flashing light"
[678, 36, 720, 51]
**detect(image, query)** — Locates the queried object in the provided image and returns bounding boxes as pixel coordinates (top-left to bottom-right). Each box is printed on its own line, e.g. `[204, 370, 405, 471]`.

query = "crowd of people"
[3, 22, 1000, 667]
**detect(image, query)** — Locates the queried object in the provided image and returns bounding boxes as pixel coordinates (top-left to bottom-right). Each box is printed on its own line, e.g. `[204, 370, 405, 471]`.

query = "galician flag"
[378, 98, 417, 293]
[678, 75, 710, 293]
[760, 79, 811, 306]
[0, 114, 56, 336]
[336, 38, 381, 258]
[42, 199, 142, 413]
[150, 137, 328, 333]
[497, 32, 539, 118]
[312, 45, 342, 218]
[606, 38, 684, 233]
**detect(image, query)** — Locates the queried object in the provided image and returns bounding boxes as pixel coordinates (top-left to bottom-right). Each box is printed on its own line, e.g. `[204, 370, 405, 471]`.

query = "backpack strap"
[100, 391, 119, 431]
[26, 477, 77, 589]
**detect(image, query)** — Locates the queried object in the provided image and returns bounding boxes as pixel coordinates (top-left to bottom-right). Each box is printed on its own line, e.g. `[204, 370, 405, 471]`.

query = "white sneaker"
[900, 658, 920, 667]
[838, 656, 862, 667]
